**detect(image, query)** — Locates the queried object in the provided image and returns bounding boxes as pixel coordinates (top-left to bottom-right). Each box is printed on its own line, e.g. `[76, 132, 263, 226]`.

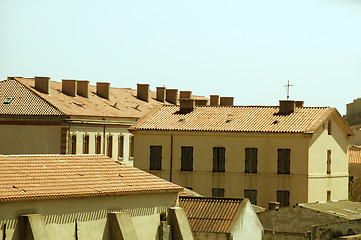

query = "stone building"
[349, 144, 361, 201]
[130, 98, 353, 208]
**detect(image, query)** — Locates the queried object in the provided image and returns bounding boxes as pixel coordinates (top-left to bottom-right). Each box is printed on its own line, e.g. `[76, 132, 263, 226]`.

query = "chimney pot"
[35, 76, 50, 94]
[137, 84, 150, 102]
[210, 95, 219, 106]
[180, 91, 192, 99]
[62, 79, 77, 97]
[166, 89, 178, 105]
[295, 101, 304, 108]
[180, 98, 195, 112]
[268, 202, 280, 210]
[220, 97, 234, 106]
[156, 87, 166, 102]
[279, 100, 296, 115]
[96, 82, 110, 100]
[77, 80, 89, 98]
[195, 99, 208, 106]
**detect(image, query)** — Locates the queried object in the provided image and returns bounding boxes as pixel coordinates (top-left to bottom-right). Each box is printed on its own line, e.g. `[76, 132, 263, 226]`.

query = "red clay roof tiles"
[0, 155, 182, 202]
[349, 145, 361, 164]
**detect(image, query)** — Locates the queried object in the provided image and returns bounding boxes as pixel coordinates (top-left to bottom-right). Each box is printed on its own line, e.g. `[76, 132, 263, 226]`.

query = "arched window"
[328, 120, 332, 135]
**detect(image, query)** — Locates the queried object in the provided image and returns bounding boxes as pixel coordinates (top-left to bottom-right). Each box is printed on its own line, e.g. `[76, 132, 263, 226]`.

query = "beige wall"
[0, 192, 178, 240]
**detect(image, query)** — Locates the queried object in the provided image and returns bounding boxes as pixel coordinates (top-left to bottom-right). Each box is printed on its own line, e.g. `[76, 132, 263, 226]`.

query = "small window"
[95, 135, 102, 154]
[245, 148, 258, 173]
[130, 135, 134, 158]
[244, 189, 257, 205]
[150, 146, 162, 170]
[328, 120, 332, 135]
[277, 149, 290, 174]
[277, 190, 290, 207]
[83, 134, 89, 154]
[327, 191, 331, 201]
[327, 150, 331, 174]
[186, 187, 193, 190]
[212, 188, 224, 197]
[3, 97, 13, 104]
[213, 147, 225, 172]
[181, 146, 193, 171]
[71, 134, 77, 154]
[107, 135, 113, 158]
[119, 135, 124, 158]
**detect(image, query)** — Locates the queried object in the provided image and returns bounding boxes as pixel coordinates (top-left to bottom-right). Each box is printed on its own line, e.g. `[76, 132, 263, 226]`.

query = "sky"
[1, 0, 361, 115]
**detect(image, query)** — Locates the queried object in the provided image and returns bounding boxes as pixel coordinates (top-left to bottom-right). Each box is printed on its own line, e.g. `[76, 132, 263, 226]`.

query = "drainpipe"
[103, 124, 106, 155]
[170, 134, 173, 182]
[68, 122, 71, 154]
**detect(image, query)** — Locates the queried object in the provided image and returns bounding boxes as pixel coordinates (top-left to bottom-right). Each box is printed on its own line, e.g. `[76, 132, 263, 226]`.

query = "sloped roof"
[0, 155, 182, 202]
[349, 145, 361, 164]
[0, 78, 64, 116]
[298, 200, 361, 220]
[130, 105, 338, 133]
[179, 196, 265, 233]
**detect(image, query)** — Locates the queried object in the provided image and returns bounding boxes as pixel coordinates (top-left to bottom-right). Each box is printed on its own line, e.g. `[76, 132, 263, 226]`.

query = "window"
[95, 135, 102, 154]
[213, 147, 225, 172]
[244, 189, 257, 205]
[181, 146, 193, 171]
[119, 135, 124, 158]
[212, 188, 224, 197]
[150, 146, 162, 170]
[245, 148, 258, 173]
[327, 150, 331, 174]
[3, 97, 13, 104]
[327, 191, 331, 201]
[71, 134, 76, 154]
[277, 149, 290, 174]
[107, 135, 113, 158]
[277, 190, 290, 207]
[130, 135, 134, 158]
[328, 120, 332, 135]
[83, 134, 89, 154]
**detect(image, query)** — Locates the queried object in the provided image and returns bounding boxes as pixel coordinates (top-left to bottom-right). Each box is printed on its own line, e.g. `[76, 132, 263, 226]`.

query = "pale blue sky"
[1, 0, 361, 115]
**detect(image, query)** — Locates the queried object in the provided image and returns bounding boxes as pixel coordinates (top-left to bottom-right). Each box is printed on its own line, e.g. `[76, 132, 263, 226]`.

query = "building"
[349, 144, 361, 201]
[129, 98, 353, 208]
[0, 77, 206, 165]
[179, 196, 264, 240]
[258, 200, 361, 240]
[344, 98, 361, 145]
[0, 154, 194, 240]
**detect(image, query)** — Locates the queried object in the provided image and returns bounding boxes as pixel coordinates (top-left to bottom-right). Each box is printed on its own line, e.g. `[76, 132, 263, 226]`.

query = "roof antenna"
[285, 80, 293, 100]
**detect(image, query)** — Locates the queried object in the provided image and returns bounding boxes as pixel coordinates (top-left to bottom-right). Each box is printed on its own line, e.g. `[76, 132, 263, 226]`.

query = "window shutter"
[219, 147, 225, 172]
[245, 148, 250, 173]
[251, 148, 257, 173]
[285, 149, 290, 174]
[187, 147, 193, 171]
[213, 147, 218, 171]
[156, 146, 162, 170]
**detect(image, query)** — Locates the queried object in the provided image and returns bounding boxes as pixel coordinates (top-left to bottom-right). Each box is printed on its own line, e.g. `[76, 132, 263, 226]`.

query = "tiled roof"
[0, 155, 183, 202]
[349, 145, 361, 164]
[178, 188, 203, 197]
[179, 196, 265, 233]
[130, 105, 336, 133]
[0, 78, 64, 116]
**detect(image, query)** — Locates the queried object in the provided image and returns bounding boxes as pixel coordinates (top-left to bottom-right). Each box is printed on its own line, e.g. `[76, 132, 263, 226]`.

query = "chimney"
[137, 84, 150, 102]
[180, 98, 195, 112]
[195, 99, 208, 106]
[210, 95, 219, 106]
[180, 91, 192, 99]
[295, 101, 304, 108]
[35, 76, 50, 94]
[96, 82, 110, 100]
[279, 100, 296, 115]
[77, 80, 89, 98]
[268, 202, 280, 210]
[156, 87, 166, 102]
[220, 97, 234, 106]
[62, 79, 77, 97]
[166, 89, 178, 105]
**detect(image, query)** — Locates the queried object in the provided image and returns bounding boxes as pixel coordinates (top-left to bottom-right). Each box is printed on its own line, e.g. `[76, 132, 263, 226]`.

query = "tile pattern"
[0, 155, 182, 202]
[349, 145, 361, 164]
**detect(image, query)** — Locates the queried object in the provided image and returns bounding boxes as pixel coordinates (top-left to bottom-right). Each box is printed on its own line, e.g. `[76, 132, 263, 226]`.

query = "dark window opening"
[212, 188, 224, 197]
[107, 135, 113, 158]
[181, 146, 193, 171]
[95, 135, 102, 154]
[327, 150, 331, 174]
[278, 149, 290, 174]
[245, 148, 258, 173]
[328, 120, 332, 135]
[213, 147, 225, 172]
[150, 146, 162, 170]
[71, 134, 76, 154]
[244, 189, 257, 205]
[119, 135, 124, 158]
[3, 97, 13, 104]
[83, 134, 89, 154]
[130, 136, 134, 158]
[277, 190, 290, 207]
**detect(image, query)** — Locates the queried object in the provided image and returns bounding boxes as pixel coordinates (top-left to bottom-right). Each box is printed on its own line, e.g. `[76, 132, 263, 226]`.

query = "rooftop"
[0, 154, 183, 202]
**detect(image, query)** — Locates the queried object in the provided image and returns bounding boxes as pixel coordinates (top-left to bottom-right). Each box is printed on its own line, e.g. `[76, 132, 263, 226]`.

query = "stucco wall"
[349, 164, 361, 201]
[311, 219, 361, 240]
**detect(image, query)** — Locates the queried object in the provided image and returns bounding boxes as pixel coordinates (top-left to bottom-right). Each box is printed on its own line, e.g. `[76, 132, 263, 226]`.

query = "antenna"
[285, 80, 293, 100]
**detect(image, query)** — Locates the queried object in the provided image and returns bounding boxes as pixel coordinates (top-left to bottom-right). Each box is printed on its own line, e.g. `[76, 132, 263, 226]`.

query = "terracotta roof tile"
[349, 145, 361, 164]
[0, 155, 182, 202]
[131, 105, 334, 133]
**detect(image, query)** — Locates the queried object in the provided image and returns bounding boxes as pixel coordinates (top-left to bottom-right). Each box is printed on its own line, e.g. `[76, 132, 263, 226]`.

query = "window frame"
[327, 150, 331, 174]
[181, 146, 193, 171]
[107, 134, 113, 158]
[244, 189, 257, 205]
[245, 148, 258, 173]
[118, 135, 124, 159]
[150, 145, 162, 170]
[71, 134, 77, 154]
[130, 135, 134, 158]
[277, 148, 290, 174]
[213, 147, 225, 172]
[95, 134, 102, 154]
[277, 190, 290, 207]
[83, 134, 89, 154]
[212, 188, 224, 197]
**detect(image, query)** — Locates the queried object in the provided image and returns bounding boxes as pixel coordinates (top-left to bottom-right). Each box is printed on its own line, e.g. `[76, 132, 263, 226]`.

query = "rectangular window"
[130, 136, 134, 158]
[150, 146, 162, 170]
[213, 147, 225, 172]
[212, 188, 224, 197]
[83, 134, 89, 154]
[327, 150, 331, 174]
[245, 148, 258, 173]
[244, 189, 257, 205]
[119, 135, 124, 158]
[277, 149, 290, 174]
[107, 135, 113, 158]
[277, 190, 290, 207]
[181, 146, 193, 171]
[71, 134, 76, 154]
[327, 191, 331, 201]
[95, 135, 102, 154]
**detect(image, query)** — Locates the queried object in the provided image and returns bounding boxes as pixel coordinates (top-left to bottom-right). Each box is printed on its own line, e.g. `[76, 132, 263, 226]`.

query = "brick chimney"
[220, 97, 234, 106]
[137, 84, 150, 102]
[180, 91, 192, 99]
[62, 80, 77, 97]
[279, 100, 296, 115]
[295, 101, 304, 107]
[35, 76, 50, 94]
[210, 95, 219, 106]
[166, 89, 178, 105]
[195, 99, 208, 106]
[77, 80, 89, 98]
[156, 87, 166, 102]
[180, 98, 195, 112]
[96, 82, 110, 100]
